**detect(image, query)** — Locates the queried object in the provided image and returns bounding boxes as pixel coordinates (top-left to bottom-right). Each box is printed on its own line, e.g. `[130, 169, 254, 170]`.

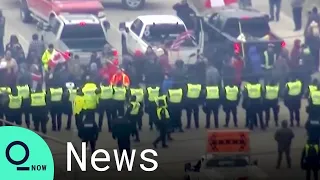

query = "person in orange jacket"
[110, 69, 130, 87]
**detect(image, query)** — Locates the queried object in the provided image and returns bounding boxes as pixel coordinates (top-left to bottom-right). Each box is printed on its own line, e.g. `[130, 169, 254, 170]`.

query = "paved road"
[0, 0, 318, 179]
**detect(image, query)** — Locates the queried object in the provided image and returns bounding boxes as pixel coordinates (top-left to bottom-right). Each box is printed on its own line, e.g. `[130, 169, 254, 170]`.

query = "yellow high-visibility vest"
[73, 95, 85, 115]
[129, 102, 140, 115]
[50, 88, 63, 102]
[30, 92, 46, 107]
[0, 87, 11, 94]
[311, 90, 320, 105]
[206, 86, 219, 99]
[68, 89, 77, 102]
[130, 88, 144, 102]
[262, 51, 276, 69]
[225, 86, 238, 101]
[100, 85, 113, 100]
[82, 87, 97, 109]
[305, 144, 319, 157]
[168, 89, 183, 103]
[265, 85, 279, 100]
[287, 81, 302, 96]
[245, 83, 261, 99]
[8, 95, 22, 109]
[147, 87, 160, 101]
[308, 85, 317, 96]
[155, 95, 167, 107]
[186, 84, 201, 99]
[113, 86, 126, 101]
[17, 85, 30, 99]
[157, 107, 170, 120]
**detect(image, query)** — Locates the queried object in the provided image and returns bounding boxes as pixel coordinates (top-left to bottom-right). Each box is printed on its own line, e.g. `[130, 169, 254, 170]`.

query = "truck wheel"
[121, 0, 145, 10]
[20, 1, 32, 23]
[121, 35, 129, 55]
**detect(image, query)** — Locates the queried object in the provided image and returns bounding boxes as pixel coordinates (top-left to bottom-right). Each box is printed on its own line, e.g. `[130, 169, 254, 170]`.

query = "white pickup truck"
[184, 154, 268, 180]
[119, 15, 199, 65]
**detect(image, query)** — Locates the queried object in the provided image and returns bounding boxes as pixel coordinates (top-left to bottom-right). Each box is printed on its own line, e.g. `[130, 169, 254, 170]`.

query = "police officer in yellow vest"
[243, 78, 264, 130]
[167, 83, 184, 132]
[73, 89, 86, 129]
[48, 84, 64, 131]
[63, 82, 77, 130]
[3, 87, 23, 126]
[81, 81, 99, 120]
[300, 139, 320, 180]
[202, 83, 221, 128]
[29, 84, 49, 134]
[17, 84, 31, 128]
[305, 79, 318, 98]
[112, 82, 127, 118]
[153, 99, 170, 149]
[97, 81, 114, 132]
[264, 79, 280, 127]
[0, 86, 11, 126]
[284, 75, 303, 127]
[185, 83, 202, 129]
[129, 84, 144, 130]
[223, 81, 240, 128]
[126, 95, 141, 142]
[145, 85, 160, 130]
[307, 83, 320, 118]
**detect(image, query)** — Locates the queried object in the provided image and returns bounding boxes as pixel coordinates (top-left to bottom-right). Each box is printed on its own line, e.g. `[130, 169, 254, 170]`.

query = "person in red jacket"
[231, 52, 244, 86]
[110, 69, 130, 87]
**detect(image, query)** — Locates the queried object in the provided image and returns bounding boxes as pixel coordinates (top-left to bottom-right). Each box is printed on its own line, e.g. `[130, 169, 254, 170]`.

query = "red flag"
[170, 30, 193, 50]
[48, 50, 71, 68]
[205, 0, 238, 8]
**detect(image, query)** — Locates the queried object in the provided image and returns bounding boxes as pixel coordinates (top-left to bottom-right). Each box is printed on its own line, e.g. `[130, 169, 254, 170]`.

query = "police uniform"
[243, 82, 264, 130]
[264, 83, 280, 127]
[5, 89, 23, 126]
[48, 87, 63, 131]
[223, 85, 240, 127]
[284, 79, 303, 127]
[202, 85, 220, 128]
[63, 83, 77, 130]
[73, 90, 86, 129]
[112, 85, 127, 117]
[82, 83, 98, 120]
[307, 89, 320, 117]
[0, 87, 11, 126]
[30, 89, 48, 134]
[129, 86, 144, 130]
[145, 86, 160, 130]
[98, 84, 114, 131]
[153, 105, 170, 148]
[301, 142, 319, 180]
[78, 118, 99, 153]
[167, 88, 183, 131]
[126, 99, 141, 142]
[185, 83, 202, 129]
[17, 85, 31, 128]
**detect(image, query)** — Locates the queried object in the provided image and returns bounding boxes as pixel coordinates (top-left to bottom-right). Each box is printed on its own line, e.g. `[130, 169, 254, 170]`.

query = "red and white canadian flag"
[48, 50, 71, 68]
[205, 0, 238, 8]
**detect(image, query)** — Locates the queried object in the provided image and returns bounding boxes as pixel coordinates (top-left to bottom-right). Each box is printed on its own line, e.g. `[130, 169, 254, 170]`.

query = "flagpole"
[238, 20, 245, 59]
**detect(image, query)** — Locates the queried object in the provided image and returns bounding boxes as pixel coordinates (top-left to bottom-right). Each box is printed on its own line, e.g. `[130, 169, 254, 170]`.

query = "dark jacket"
[78, 120, 99, 140]
[274, 127, 295, 151]
[112, 117, 132, 146]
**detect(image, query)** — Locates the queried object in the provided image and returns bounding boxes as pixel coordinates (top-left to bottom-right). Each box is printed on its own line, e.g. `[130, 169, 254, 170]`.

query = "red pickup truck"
[19, 0, 105, 23]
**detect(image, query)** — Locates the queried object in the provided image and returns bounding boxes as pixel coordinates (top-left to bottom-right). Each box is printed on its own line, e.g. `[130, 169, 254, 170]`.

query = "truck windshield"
[142, 24, 196, 47]
[222, 17, 270, 38]
[60, 24, 106, 51]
